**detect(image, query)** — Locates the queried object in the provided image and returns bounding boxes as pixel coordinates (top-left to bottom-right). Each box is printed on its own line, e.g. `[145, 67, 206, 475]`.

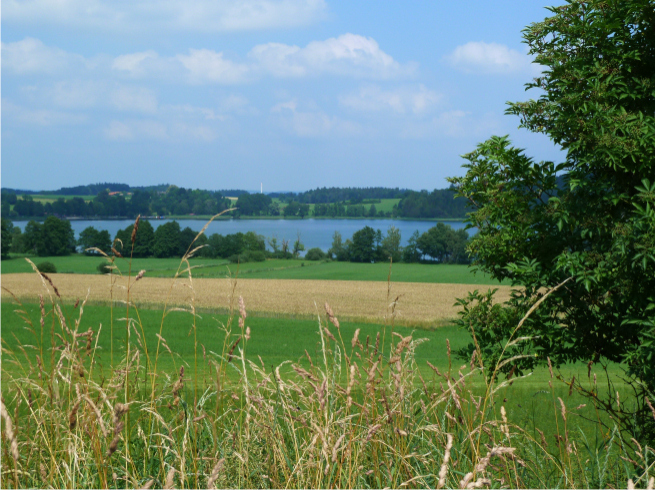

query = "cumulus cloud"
[50, 80, 101, 109]
[400, 110, 502, 139]
[112, 51, 159, 77]
[110, 86, 158, 114]
[104, 120, 168, 141]
[176, 49, 251, 84]
[104, 118, 217, 142]
[1, 37, 85, 74]
[6, 35, 413, 85]
[2, 99, 87, 126]
[339, 84, 441, 114]
[3, 0, 327, 33]
[271, 99, 362, 137]
[250, 34, 416, 79]
[446, 42, 533, 74]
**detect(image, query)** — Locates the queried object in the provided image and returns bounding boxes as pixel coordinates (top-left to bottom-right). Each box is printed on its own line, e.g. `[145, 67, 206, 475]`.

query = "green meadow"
[2, 254, 506, 284]
[1, 300, 624, 439]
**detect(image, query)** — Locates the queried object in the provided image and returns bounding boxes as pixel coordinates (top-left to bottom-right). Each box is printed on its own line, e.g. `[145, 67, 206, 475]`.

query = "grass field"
[2, 255, 506, 284]
[1, 287, 647, 488]
[29, 194, 96, 203]
[1, 300, 625, 421]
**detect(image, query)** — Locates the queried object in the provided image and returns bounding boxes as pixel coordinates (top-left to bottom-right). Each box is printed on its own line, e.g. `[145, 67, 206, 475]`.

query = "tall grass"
[1, 215, 654, 489]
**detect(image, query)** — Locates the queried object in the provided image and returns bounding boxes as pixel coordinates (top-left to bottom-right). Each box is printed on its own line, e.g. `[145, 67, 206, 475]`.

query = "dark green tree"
[1, 218, 13, 259]
[24, 217, 75, 256]
[152, 221, 182, 258]
[348, 226, 378, 263]
[448, 0, 655, 441]
[115, 220, 155, 257]
[402, 231, 421, 263]
[78, 226, 112, 255]
[381, 225, 402, 263]
[328, 231, 348, 261]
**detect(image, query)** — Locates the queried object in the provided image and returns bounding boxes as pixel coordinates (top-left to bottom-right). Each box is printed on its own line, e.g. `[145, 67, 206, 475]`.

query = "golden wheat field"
[0, 273, 511, 326]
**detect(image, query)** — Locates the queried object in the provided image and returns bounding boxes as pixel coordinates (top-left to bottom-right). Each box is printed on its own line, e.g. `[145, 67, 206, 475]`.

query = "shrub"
[228, 253, 244, 264]
[248, 251, 266, 262]
[305, 247, 326, 261]
[97, 263, 112, 274]
[36, 261, 57, 273]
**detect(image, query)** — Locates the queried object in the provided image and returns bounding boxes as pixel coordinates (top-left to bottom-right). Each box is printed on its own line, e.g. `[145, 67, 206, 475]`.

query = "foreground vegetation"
[1, 270, 652, 488]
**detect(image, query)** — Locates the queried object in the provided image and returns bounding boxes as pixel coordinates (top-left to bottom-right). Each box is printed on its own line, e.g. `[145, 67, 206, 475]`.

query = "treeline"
[235, 188, 467, 219]
[269, 187, 407, 204]
[1, 186, 233, 219]
[2, 216, 469, 265]
[396, 189, 468, 219]
[2, 185, 468, 220]
[327, 223, 469, 264]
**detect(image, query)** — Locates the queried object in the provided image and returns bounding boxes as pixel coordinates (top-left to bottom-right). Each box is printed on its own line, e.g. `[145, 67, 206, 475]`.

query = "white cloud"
[104, 118, 217, 142]
[110, 86, 158, 114]
[339, 84, 441, 114]
[51, 80, 100, 109]
[1, 37, 84, 74]
[176, 49, 251, 84]
[6, 36, 414, 86]
[271, 99, 362, 137]
[446, 42, 532, 74]
[112, 51, 159, 77]
[2, 99, 87, 126]
[104, 120, 168, 141]
[250, 34, 416, 79]
[400, 110, 502, 139]
[3, 0, 327, 33]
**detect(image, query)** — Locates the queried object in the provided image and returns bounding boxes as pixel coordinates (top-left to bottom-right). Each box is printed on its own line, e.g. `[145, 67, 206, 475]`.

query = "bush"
[97, 263, 113, 274]
[249, 251, 266, 262]
[228, 251, 266, 264]
[36, 261, 57, 273]
[305, 248, 326, 261]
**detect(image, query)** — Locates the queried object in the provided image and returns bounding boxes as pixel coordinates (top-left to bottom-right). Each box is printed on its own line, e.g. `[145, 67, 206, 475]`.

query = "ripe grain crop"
[0, 273, 512, 326]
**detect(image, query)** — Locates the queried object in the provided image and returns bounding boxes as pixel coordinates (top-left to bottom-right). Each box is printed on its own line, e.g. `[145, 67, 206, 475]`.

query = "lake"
[11, 218, 471, 252]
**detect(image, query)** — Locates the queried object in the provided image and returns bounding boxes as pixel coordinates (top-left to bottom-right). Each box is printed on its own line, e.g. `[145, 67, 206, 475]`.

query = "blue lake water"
[11, 218, 471, 252]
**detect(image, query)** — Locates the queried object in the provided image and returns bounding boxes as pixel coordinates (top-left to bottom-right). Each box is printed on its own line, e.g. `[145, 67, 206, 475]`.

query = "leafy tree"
[1, 218, 13, 259]
[368, 204, 377, 218]
[448, 0, 655, 441]
[298, 203, 310, 218]
[284, 201, 300, 217]
[10, 225, 25, 253]
[348, 226, 378, 263]
[292, 232, 305, 258]
[23, 217, 75, 256]
[381, 225, 402, 262]
[78, 226, 112, 255]
[268, 235, 279, 253]
[328, 231, 348, 261]
[305, 248, 326, 261]
[153, 221, 182, 258]
[416, 223, 469, 264]
[115, 220, 155, 257]
[402, 231, 421, 263]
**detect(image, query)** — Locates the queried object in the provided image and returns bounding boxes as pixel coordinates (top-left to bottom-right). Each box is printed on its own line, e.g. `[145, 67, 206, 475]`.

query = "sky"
[1, 0, 566, 192]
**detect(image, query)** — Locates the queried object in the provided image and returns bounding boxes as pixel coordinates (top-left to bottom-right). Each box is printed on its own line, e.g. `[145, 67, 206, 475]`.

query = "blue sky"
[2, 0, 565, 192]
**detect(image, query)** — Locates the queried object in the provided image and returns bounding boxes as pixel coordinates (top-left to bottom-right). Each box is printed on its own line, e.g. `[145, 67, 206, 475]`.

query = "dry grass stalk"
[437, 433, 453, 489]
[0, 399, 19, 464]
[207, 458, 225, 489]
[164, 468, 176, 489]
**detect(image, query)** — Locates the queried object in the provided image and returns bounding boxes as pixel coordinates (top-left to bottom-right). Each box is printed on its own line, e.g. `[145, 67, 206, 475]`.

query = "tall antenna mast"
[261, 182, 263, 194]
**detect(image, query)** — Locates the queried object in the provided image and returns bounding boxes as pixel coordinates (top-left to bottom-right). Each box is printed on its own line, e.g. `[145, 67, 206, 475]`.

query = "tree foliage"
[448, 0, 655, 440]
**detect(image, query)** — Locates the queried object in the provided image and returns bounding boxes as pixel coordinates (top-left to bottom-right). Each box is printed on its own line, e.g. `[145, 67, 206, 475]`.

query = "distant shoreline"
[9, 215, 466, 223]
